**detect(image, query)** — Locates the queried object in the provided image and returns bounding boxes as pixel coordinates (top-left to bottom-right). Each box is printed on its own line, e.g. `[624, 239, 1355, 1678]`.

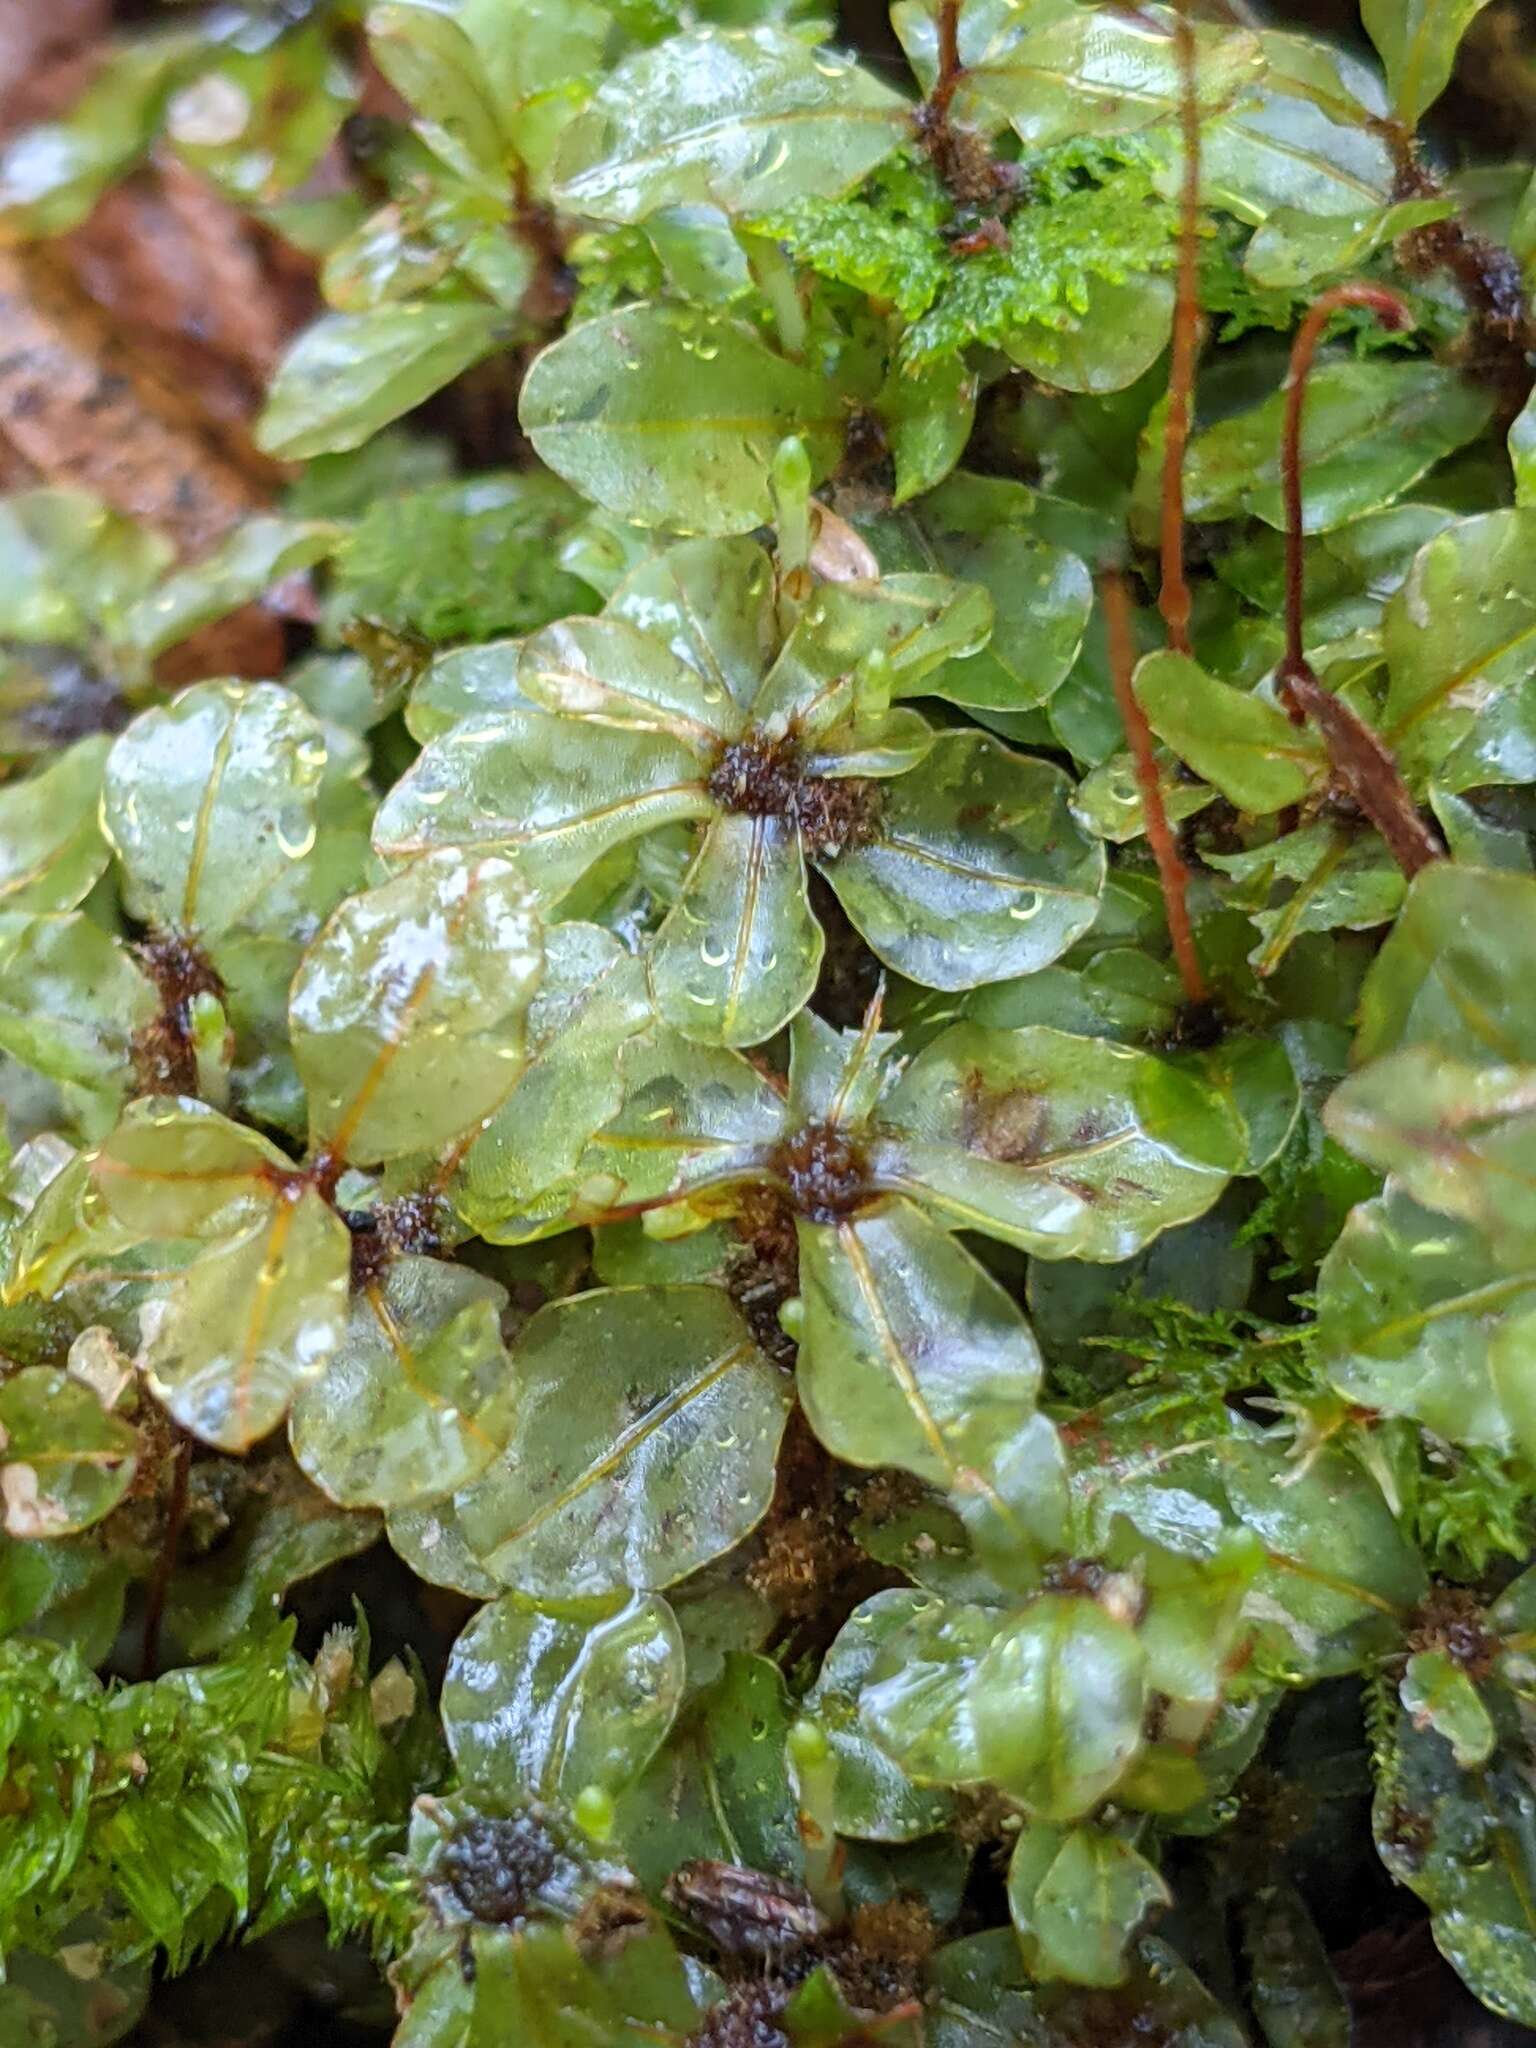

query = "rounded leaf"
[970, 1596, 1147, 1820]
[803, 1593, 956, 1841]
[521, 305, 844, 536]
[290, 1257, 517, 1510]
[453, 1286, 792, 1598]
[0, 1368, 138, 1537]
[826, 732, 1104, 991]
[443, 1591, 685, 1807]
[291, 847, 542, 1167]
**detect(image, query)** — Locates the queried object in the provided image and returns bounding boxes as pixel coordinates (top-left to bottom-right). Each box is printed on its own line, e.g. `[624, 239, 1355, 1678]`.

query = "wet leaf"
[290, 848, 542, 1168]
[372, 709, 712, 897]
[290, 1258, 516, 1510]
[1361, 0, 1495, 127]
[1374, 1687, 1536, 2026]
[1009, 1822, 1169, 1987]
[102, 683, 329, 938]
[139, 1187, 351, 1451]
[858, 1597, 1005, 1788]
[550, 28, 906, 222]
[0, 1368, 138, 1538]
[796, 1197, 1043, 1491]
[442, 1592, 685, 1806]
[1382, 509, 1536, 792]
[968, 1595, 1146, 1820]
[1136, 360, 1493, 538]
[826, 731, 1104, 990]
[449, 1286, 791, 1598]
[904, 476, 1092, 711]
[875, 1021, 1245, 1261]
[802, 1593, 956, 1841]
[650, 813, 823, 1047]
[457, 925, 654, 1242]
[257, 303, 507, 461]
[0, 737, 113, 915]
[1401, 1650, 1495, 1767]
[1354, 863, 1536, 1066]
[521, 305, 844, 535]
[894, 2, 1262, 148]
[1316, 1187, 1536, 1454]
[615, 1653, 804, 1888]
[1133, 654, 1327, 814]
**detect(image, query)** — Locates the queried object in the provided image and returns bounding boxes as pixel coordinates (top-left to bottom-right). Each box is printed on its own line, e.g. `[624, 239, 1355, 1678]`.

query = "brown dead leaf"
[0, 0, 110, 135]
[0, 238, 273, 554]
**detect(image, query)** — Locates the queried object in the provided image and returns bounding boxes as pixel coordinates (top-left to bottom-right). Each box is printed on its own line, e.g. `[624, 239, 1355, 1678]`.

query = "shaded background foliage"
[1, 0, 1535, 2043]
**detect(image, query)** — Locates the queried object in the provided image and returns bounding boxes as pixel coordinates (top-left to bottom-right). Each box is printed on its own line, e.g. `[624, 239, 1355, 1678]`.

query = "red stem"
[1278, 280, 1442, 881]
[1281, 282, 1413, 687]
[1158, 2, 1202, 657]
[141, 1433, 192, 1681]
[1103, 571, 1208, 1005]
[932, 0, 963, 119]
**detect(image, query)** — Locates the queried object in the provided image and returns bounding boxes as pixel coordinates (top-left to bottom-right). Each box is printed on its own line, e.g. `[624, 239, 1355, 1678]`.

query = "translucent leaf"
[894, 1, 1262, 148]
[120, 519, 340, 662]
[606, 536, 779, 718]
[336, 474, 593, 648]
[969, 1595, 1146, 1819]
[290, 1257, 516, 1510]
[0, 490, 170, 645]
[257, 303, 506, 461]
[1009, 1822, 1169, 1987]
[550, 1025, 788, 1219]
[520, 615, 742, 748]
[1133, 654, 1327, 814]
[1244, 197, 1454, 290]
[857, 1598, 1005, 1787]
[650, 814, 822, 1048]
[457, 926, 654, 1242]
[826, 732, 1103, 990]
[1003, 272, 1176, 399]
[1206, 825, 1406, 977]
[0, 1368, 138, 1538]
[139, 1188, 351, 1451]
[1401, 1650, 1495, 1768]
[878, 358, 977, 507]
[0, 36, 196, 237]
[1354, 863, 1536, 1066]
[291, 848, 542, 1168]
[1374, 1689, 1536, 2026]
[102, 683, 329, 939]
[450, 1286, 791, 1598]
[796, 1198, 1043, 1494]
[0, 737, 113, 914]
[905, 477, 1091, 711]
[1238, 1879, 1351, 2048]
[1193, 32, 1393, 223]
[875, 1022, 1244, 1261]
[442, 1592, 685, 1806]
[802, 1593, 956, 1841]
[1316, 1188, 1536, 1454]
[0, 915, 157, 1128]
[615, 1654, 804, 1889]
[1513, 387, 1536, 508]
[1361, 0, 1494, 126]
[88, 1098, 289, 1242]
[521, 305, 845, 536]
[1135, 361, 1493, 539]
[372, 710, 712, 898]
[1382, 508, 1536, 792]
[550, 28, 906, 223]
[367, 0, 509, 182]
[1325, 1047, 1536, 1261]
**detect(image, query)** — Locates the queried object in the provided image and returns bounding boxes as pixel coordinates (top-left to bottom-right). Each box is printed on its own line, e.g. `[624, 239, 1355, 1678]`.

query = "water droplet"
[1007, 892, 1041, 922]
[699, 937, 730, 966]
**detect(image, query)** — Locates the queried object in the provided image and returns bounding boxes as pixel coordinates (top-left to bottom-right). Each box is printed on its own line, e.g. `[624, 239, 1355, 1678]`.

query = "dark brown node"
[773, 1122, 869, 1224]
[441, 1811, 559, 1925]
